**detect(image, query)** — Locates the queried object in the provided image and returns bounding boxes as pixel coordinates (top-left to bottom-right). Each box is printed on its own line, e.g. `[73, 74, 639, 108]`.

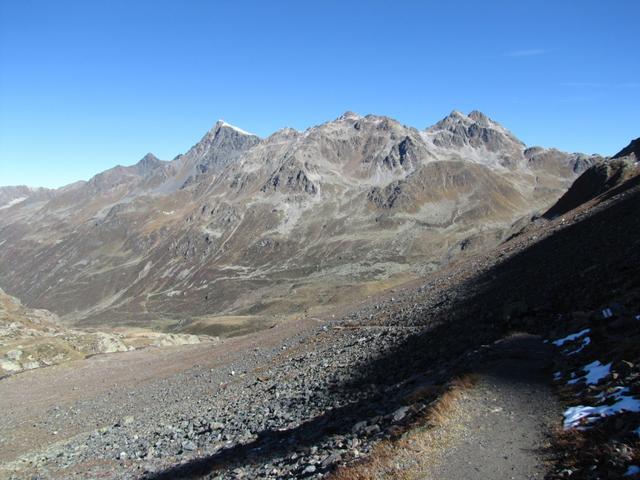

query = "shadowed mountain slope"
[544, 139, 640, 219]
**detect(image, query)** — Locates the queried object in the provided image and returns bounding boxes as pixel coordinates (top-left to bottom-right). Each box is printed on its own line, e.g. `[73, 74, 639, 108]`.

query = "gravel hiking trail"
[419, 334, 560, 480]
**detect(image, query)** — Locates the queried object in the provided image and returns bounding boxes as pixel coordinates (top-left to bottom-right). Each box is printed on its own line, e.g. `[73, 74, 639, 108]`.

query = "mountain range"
[0, 111, 604, 334]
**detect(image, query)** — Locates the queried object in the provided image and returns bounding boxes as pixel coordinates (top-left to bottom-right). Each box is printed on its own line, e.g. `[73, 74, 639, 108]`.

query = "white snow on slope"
[0, 196, 27, 210]
[625, 465, 640, 477]
[552, 328, 590, 347]
[568, 360, 612, 385]
[564, 387, 640, 429]
[218, 120, 254, 136]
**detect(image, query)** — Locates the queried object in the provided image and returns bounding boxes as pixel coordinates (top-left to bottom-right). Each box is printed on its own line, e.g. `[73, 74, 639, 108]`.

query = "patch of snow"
[583, 361, 612, 385]
[552, 328, 590, 347]
[162, 210, 175, 215]
[568, 361, 611, 385]
[602, 307, 613, 318]
[218, 120, 254, 136]
[0, 196, 28, 210]
[634, 426, 640, 438]
[564, 387, 640, 429]
[625, 465, 640, 476]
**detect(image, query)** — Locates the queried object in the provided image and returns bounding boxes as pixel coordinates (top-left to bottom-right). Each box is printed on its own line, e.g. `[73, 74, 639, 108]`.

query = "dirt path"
[420, 334, 560, 480]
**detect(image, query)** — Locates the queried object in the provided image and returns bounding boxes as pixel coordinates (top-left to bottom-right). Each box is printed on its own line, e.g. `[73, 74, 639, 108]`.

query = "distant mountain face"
[0, 112, 602, 331]
[0, 186, 53, 210]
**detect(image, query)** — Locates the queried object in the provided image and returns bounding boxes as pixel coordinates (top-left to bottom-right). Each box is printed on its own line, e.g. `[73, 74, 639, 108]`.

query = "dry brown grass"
[546, 414, 640, 479]
[552, 427, 586, 455]
[328, 374, 477, 480]
[423, 375, 475, 425]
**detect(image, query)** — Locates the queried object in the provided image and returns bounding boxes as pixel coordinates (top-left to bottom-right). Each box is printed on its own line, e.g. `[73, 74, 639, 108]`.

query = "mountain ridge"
[1, 110, 602, 192]
[0, 110, 606, 332]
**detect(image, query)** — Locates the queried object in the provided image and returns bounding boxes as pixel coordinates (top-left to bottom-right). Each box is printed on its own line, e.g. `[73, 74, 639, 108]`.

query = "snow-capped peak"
[216, 120, 254, 136]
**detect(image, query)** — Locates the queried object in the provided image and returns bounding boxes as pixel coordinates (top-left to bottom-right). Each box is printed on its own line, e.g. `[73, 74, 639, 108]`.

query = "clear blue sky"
[1, 0, 638, 188]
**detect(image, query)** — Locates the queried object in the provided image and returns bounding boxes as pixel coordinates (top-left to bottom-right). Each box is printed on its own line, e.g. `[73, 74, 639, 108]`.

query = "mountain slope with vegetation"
[0, 111, 600, 333]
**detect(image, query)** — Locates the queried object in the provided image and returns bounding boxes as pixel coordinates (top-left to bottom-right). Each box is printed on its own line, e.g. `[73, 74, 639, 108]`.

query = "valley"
[1, 112, 639, 479]
[2, 2, 638, 478]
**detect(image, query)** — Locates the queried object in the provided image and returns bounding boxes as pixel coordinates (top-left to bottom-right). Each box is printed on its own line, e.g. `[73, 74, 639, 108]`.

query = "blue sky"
[1, 0, 638, 188]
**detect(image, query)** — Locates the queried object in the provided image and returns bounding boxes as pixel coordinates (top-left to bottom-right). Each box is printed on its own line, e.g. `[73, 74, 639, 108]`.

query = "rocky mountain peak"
[267, 127, 301, 142]
[449, 109, 466, 118]
[212, 120, 257, 138]
[176, 120, 262, 181]
[315, 112, 403, 137]
[135, 153, 162, 174]
[140, 152, 159, 162]
[467, 110, 492, 126]
[426, 109, 524, 153]
[431, 110, 466, 128]
[202, 120, 259, 150]
[432, 109, 500, 131]
[337, 111, 361, 121]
